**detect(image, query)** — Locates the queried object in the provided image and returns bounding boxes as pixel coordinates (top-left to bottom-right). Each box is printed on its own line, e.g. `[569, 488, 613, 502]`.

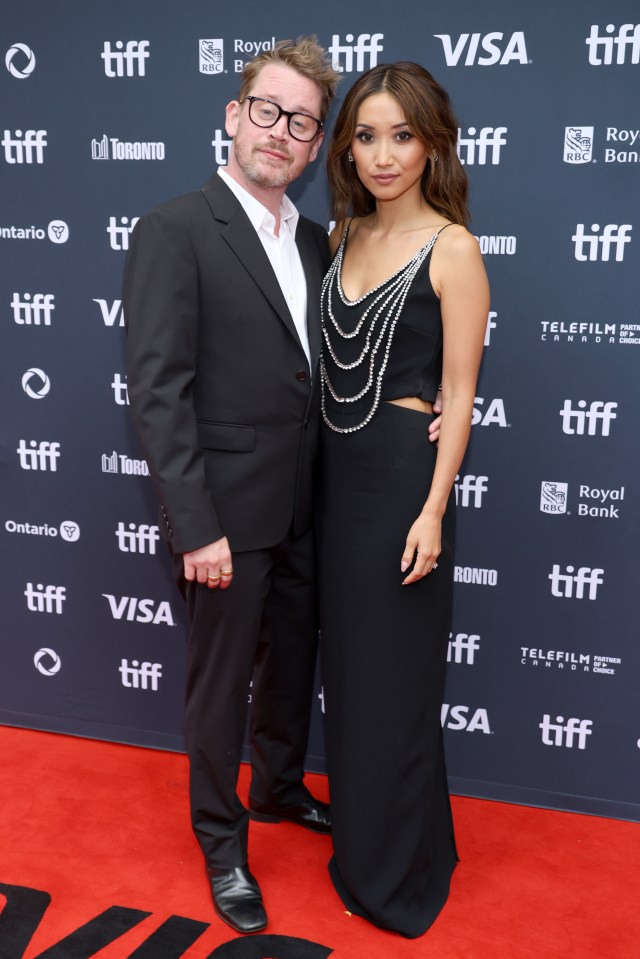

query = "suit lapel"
[295, 220, 323, 370]
[201, 174, 304, 353]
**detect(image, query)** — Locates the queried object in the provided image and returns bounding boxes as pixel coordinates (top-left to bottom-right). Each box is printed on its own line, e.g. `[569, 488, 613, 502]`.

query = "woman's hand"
[400, 513, 442, 585]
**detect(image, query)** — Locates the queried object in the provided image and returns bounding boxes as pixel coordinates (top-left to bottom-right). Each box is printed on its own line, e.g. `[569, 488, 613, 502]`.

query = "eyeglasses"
[242, 96, 323, 142]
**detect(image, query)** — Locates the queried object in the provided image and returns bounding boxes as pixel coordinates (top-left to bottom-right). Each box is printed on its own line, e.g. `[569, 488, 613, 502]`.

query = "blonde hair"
[238, 36, 340, 122]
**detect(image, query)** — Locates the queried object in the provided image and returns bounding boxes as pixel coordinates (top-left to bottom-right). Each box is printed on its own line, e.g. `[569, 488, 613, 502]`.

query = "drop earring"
[347, 150, 354, 162]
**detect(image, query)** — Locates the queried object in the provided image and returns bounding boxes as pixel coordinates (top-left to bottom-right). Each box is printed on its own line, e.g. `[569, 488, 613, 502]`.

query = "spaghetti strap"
[435, 222, 455, 237]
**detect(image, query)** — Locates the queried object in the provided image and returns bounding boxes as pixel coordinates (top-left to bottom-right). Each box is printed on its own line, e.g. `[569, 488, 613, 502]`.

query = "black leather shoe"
[208, 865, 267, 934]
[249, 797, 331, 834]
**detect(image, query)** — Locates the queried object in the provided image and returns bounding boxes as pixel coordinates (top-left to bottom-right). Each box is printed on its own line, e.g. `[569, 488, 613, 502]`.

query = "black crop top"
[320, 223, 450, 431]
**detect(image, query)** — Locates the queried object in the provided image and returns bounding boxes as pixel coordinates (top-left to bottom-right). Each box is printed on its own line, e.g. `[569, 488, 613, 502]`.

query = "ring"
[220, 567, 233, 575]
[432, 563, 438, 570]
[207, 573, 220, 581]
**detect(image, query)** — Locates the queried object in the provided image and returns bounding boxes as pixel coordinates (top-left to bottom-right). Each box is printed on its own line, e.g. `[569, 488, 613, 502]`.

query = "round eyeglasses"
[242, 96, 323, 142]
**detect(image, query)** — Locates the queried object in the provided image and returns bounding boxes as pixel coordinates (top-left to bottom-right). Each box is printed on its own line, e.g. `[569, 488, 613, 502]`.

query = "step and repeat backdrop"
[1, 0, 638, 821]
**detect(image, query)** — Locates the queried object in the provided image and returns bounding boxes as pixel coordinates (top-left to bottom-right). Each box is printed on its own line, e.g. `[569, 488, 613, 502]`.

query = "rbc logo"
[540, 481, 568, 514]
[560, 400, 617, 436]
[549, 565, 604, 600]
[435, 31, 529, 66]
[328, 33, 384, 72]
[564, 127, 594, 164]
[572, 224, 631, 261]
[539, 715, 593, 749]
[1, 129, 46, 164]
[102, 41, 150, 77]
[457, 127, 507, 165]
[585, 24, 640, 65]
[200, 39, 224, 74]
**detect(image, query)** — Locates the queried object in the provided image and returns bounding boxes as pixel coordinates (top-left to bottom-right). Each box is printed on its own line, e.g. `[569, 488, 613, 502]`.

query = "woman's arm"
[401, 228, 489, 584]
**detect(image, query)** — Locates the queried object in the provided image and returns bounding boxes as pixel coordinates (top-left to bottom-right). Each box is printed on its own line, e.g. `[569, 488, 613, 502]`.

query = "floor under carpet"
[0, 726, 638, 959]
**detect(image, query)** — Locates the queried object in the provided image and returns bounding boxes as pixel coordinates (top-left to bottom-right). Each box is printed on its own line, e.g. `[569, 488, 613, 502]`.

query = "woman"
[319, 62, 489, 938]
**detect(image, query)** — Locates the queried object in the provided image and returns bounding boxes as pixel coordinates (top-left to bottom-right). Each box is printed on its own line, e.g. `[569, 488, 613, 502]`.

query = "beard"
[232, 137, 297, 189]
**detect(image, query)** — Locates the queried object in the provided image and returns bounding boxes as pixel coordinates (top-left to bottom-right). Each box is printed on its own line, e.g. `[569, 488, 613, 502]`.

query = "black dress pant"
[173, 529, 318, 870]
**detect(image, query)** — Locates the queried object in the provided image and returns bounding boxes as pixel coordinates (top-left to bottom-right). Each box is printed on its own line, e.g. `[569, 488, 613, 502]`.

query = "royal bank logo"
[457, 126, 507, 165]
[200, 39, 224, 74]
[540, 481, 568, 514]
[564, 127, 594, 164]
[586, 24, 640, 66]
[102, 451, 150, 476]
[605, 127, 640, 164]
[6, 43, 36, 78]
[435, 31, 529, 66]
[328, 33, 384, 73]
[91, 135, 165, 160]
[22, 368, 50, 399]
[102, 41, 150, 77]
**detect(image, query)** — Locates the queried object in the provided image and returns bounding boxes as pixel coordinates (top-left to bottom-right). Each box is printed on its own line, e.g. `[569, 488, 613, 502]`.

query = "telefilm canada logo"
[521, 646, 622, 677]
[540, 318, 640, 346]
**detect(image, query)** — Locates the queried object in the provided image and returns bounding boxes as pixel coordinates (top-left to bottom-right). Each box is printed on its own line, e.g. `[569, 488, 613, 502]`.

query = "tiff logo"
[11, 292, 55, 325]
[112, 373, 129, 405]
[107, 216, 139, 251]
[115, 522, 160, 554]
[572, 223, 632, 261]
[435, 31, 529, 66]
[586, 24, 640, 65]
[455, 474, 488, 508]
[457, 127, 507, 165]
[485, 311, 497, 346]
[17, 440, 60, 470]
[93, 298, 124, 326]
[211, 130, 232, 165]
[448, 632, 480, 665]
[540, 715, 593, 750]
[328, 33, 384, 73]
[25, 583, 66, 614]
[119, 659, 162, 690]
[2, 129, 47, 163]
[560, 400, 617, 436]
[549, 565, 604, 600]
[102, 40, 150, 76]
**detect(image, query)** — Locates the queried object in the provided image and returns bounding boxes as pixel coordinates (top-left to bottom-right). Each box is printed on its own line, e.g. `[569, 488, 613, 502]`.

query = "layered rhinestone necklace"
[320, 230, 438, 433]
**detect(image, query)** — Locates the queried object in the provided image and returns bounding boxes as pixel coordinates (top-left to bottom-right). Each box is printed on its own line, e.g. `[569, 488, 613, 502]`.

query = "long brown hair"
[327, 62, 469, 226]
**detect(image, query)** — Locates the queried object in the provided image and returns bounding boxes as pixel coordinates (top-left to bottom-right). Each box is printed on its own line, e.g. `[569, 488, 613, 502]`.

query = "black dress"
[318, 224, 458, 938]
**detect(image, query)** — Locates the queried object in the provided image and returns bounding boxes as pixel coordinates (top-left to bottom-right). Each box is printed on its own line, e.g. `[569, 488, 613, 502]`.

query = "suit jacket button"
[295, 370, 307, 381]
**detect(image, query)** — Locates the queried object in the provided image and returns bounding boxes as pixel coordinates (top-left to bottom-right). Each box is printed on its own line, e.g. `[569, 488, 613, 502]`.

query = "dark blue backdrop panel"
[1, 0, 639, 821]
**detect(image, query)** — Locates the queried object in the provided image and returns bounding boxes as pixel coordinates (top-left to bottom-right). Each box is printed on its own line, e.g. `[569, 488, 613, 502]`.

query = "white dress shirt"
[217, 167, 311, 370]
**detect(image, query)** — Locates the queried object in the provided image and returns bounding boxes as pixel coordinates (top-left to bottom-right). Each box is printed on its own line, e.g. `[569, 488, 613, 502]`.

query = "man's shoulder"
[297, 214, 329, 249]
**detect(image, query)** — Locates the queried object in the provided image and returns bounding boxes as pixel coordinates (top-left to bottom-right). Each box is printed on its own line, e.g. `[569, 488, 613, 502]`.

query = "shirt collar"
[218, 167, 299, 236]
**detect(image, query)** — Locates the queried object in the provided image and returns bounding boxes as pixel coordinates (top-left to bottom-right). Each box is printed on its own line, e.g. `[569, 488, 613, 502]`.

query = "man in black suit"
[123, 38, 339, 934]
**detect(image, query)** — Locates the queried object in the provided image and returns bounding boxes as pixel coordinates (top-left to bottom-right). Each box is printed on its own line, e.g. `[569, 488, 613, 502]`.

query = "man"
[123, 38, 340, 934]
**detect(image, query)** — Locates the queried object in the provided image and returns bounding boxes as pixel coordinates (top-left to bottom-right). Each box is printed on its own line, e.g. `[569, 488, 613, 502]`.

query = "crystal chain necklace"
[320, 231, 438, 434]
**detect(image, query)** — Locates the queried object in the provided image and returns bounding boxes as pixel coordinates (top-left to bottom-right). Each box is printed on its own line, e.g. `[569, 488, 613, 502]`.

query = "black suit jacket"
[123, 173, 329, 553]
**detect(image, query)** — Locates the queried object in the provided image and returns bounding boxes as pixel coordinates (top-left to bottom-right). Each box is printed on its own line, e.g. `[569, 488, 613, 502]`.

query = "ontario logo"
[564, 126, 594, 164]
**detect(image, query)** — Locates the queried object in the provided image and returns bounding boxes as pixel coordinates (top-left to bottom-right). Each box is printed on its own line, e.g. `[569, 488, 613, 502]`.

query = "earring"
[347, 150, 354, 163]
[433, 154, 439, 163]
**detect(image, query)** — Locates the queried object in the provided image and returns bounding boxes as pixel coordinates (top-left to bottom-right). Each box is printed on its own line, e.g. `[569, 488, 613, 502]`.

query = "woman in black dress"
[319, 63, 489, 938]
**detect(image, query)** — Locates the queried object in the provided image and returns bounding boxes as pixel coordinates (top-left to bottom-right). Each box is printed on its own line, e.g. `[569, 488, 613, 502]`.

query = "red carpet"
[0, 726, 638, 959]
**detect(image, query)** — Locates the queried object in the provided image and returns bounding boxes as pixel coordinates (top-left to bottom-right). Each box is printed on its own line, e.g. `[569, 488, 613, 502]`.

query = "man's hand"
[183, 536, 233, 589]
[428, 388, 443, 443]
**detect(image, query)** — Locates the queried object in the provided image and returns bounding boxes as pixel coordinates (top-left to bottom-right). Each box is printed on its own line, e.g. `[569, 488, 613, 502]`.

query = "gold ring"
[220, 568, 233, 575]
[207, 573, 220, 580]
